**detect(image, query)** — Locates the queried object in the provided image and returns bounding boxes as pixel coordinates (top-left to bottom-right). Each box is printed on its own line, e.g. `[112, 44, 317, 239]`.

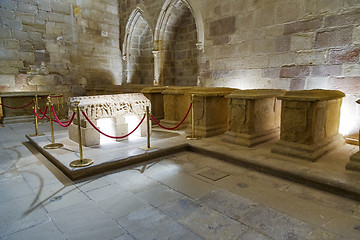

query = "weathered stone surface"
[35, 51, 50, 62]
[284, 18, 322, 34]
[290, 33, 313, 51]
[329, 77, 360, 94]
[295, 50, 327, 65]
[311, 65, 342, 77]
[273, 89, 345, 161]
[290, 78, 306, 90]
[315, 27, 353, 48]
[209, 16, 236, 36]
[0, 0, 18, 10]
[0, 75, 16, 86]
[280, 66, 310, 78]
[275, 35, 291, 52]
[15, 74, 27, 85]
[325, 10, 360, 27]
[2, 18, 23, 30]
[51, 1, 71, 15]
[329, 48, 360, 64]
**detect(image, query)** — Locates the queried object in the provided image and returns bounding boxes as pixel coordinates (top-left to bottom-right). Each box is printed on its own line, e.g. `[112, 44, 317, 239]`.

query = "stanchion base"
[29, 133, 45, 137]
[140, 146, 158, 151]
[0, 125, 4, 128]
[44, 143, 64, 149]
[186, 135, 201, 140]
[69, 159, 94, 168]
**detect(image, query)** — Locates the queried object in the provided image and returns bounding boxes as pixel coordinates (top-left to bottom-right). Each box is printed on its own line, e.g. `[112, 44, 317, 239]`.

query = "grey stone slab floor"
[0, 122, 360, 239]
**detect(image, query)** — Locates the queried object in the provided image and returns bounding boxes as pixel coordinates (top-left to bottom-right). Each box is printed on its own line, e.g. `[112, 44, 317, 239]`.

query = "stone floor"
[1, 122, 360, 239]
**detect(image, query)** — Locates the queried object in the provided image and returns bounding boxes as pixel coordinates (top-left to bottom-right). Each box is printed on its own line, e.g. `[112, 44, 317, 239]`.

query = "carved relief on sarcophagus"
[68, 93, 151, 146]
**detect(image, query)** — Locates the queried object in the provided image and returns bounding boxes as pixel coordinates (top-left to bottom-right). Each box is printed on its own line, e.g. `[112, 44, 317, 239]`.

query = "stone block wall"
[120, 0, 360, 136]
[0, 0, 122, 101]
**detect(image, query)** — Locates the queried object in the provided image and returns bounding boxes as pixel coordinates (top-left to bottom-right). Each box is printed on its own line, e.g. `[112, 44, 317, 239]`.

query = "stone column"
[347, 99, 360, 171]
[152, 50, 160, 86]
[271, 89, 345, 161]
[222, 89, 286, 147]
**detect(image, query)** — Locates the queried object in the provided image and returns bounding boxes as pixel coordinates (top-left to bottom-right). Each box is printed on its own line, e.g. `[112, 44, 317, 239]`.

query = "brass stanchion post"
[141, 106, 157, 151]
[29, 95, 44, 137]
[44, 96, 64, 149]
[186, 94, 200, 140]
[70, 100, 93, 168]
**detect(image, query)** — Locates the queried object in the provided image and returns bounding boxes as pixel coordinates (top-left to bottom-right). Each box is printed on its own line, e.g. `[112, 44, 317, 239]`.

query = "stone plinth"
[347, 99, 360, 172]
[160, 86, 194, 129]
[222, 89, 286, 147]
[190, 87, 237, 137]
[68, 93, 151, 146]
[271, 89, 345, 161]
[141, 86, 167, 121]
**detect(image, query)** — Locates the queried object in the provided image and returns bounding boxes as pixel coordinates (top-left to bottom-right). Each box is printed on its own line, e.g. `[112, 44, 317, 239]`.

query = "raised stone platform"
[27, 125, 360, 201]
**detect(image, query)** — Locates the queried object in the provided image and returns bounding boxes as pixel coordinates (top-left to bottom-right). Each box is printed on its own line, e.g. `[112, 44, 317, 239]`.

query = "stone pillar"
[190, 87, 237, 137]
[271, 89, 345, 161]
[161, 86, 194, 129]
[152, 50, 160, 86]
[222, 89, 286, 147]
[347, 99, 360, 171]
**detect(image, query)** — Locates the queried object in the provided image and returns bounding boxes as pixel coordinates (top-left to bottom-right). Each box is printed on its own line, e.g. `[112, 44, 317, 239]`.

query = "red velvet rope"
[0, 100, 34, 109]
[151, 103, 192, 130]
[51, 106, 75, 127]
[33, 105, 48, 120]
[81, 110, 146, 139]
[37, 106, 72, 124]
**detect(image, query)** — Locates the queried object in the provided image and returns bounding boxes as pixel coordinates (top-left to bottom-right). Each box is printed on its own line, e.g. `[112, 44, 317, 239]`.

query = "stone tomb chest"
[222, 89, 286, 147]
[271, 89, 345, 161]
[68, 93, 151, 146]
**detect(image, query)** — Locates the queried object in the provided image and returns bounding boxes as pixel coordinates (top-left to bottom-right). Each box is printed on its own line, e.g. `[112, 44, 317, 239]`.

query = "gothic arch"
[123, 7, 154, 84]
[154, 0, 204, 86]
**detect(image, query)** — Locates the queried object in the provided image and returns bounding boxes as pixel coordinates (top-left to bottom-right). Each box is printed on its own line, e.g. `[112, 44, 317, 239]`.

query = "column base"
[271, 134, 345, 162]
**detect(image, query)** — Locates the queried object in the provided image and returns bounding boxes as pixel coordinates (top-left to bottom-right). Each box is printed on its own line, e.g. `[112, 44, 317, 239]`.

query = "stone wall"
[120, 0, 360, 136]
[0, 0, 122, 100]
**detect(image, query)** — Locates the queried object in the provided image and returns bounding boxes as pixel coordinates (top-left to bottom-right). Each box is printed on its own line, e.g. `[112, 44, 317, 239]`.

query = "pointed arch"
[123, 7, 154, 84]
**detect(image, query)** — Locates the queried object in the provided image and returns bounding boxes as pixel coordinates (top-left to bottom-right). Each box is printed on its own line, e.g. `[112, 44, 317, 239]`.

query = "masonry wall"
[0, 0, 122, 100]
[120, 0, 360, 136]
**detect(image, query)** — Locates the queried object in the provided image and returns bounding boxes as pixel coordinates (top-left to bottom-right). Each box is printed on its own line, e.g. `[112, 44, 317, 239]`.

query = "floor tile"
[136, 184, 183, 207]
[117, 206, 192, 240]
[50, 200, 125, 240]
[0, 176, 34, 202]
[178, 206, 248, 240]
[158, 197, 201, 220]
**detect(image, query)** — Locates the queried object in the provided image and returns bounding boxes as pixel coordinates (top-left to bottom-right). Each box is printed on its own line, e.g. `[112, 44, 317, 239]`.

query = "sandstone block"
[209, 16, 236, 36]
[329, 76, 360, 94]
[354, 26, 360, 45]
[51, 1, 71, 15]
[19, 52, 35, 62]
[0, 8, 15, 19]
[295, 50, 327, 65]
[23, 23, 46, 33]
[275, 35, 291, 52]
[0, 0, 17, 10]
[2, 18, 22, 30]
[0, 50, 19, 61]
[18, 2, 38, 14]
[290, 33, 313, 51]
[325, 10, 360, 27]
[15, 74, 27, 85]
[305, 77, 330, 89]
[12, 30, 28, 41]
[315, 27, 353, 48]
[269, 53, 295, 67]
[329, 48, 360, 64]
[284, 18, 321, 34]
[280, 65, 310, 78]
[4, 39, 19, 50]
[0, 75, 15, 86]
[28, 75, 45, 85]
[0, 29, 11, 39]
[343, 63, 360, 76]
[311, 65, 342, 77]
[35, 51, 50, 62]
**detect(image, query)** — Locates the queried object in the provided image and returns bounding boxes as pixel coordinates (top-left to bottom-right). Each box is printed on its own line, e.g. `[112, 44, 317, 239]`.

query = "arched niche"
[154, 0, 204, 86]
[123, 8, 154, 85]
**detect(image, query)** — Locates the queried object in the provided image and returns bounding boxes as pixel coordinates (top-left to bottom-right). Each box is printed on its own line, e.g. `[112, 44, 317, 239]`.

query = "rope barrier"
[82, 110, 146, 139]
[51, 106, 76, 127]
[37, 106, 72, 124]
[33, 105, 48, 120]
[151, 103, 192, 130]
[0, 100, 34, 109]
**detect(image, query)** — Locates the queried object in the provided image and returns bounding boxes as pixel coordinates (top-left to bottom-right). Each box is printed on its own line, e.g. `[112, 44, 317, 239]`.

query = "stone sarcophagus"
[68, 93, 151, 146]
[222, 89, 286, 147]
[271, 89, 345, 161]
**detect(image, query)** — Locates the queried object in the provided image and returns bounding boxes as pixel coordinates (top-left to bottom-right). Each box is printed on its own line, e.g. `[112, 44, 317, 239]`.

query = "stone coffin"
[190, 87, 237, 137]
[160, 86, 194, 129]
[222, 89, 286, 147]
[68, 93, 151, 146]
[271, 89, 345, 161]
[141, 86, 167, 121]
[347, 99, 360, 172]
